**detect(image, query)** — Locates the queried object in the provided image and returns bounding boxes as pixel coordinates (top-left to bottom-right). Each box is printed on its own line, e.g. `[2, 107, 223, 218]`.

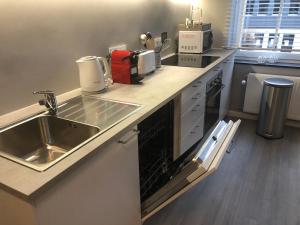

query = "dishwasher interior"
[137, 99, 198, 204]
[137, 101, 175, 202]
[137, 95, 240, 217]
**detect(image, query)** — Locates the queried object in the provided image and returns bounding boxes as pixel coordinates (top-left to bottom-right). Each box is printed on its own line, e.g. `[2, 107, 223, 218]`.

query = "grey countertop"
[0, 49, 236, 200]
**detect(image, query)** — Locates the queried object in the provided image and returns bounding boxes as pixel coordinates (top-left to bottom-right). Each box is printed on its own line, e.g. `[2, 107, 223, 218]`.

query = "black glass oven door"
[205, 82, 222, 133]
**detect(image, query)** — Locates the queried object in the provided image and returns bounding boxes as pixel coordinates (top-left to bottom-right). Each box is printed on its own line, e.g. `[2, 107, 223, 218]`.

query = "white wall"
[200, 0, 231, 48]
[0, 0, 189, 115]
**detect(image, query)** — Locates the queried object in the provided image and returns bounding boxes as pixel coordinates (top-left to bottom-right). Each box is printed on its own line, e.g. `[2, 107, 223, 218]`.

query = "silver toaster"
[138, 50, 156, 75]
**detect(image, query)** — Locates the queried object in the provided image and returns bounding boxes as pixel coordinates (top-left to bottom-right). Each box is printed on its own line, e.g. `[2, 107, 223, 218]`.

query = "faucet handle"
[38, 99, 47, 106]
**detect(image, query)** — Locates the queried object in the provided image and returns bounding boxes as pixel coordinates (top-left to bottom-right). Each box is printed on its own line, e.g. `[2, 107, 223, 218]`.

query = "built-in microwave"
[178, 30, 213, 54]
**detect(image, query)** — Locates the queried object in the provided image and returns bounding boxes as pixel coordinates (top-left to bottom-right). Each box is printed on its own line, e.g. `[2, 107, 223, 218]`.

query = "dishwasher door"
[141, 119, 241, 221]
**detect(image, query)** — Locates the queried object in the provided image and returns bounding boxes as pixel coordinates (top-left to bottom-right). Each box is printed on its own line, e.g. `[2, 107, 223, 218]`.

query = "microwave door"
[141, 119, 241, 222]
[203, 31, 213, 52]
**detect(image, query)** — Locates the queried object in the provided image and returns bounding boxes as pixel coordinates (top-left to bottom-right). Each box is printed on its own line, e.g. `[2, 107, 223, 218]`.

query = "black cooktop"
[161, 54, 219, 68]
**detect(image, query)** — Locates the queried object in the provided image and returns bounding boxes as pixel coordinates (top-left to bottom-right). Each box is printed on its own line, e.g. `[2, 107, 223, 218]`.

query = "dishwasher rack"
[138, 101, 174, 202]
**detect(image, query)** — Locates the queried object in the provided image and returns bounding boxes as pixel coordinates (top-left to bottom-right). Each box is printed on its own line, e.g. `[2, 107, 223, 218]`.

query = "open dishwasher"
[137, 99, 241, 221]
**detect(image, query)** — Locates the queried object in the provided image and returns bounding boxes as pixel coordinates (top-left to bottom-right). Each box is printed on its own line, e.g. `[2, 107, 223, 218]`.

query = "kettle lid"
[76, 56, 98, 63]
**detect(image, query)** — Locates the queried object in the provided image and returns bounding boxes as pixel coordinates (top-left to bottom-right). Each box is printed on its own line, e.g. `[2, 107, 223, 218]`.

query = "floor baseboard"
[228, 110, 300, 128]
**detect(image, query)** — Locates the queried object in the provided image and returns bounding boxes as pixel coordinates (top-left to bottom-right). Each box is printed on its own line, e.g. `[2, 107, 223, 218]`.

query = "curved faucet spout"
[33, 90, 58, 115]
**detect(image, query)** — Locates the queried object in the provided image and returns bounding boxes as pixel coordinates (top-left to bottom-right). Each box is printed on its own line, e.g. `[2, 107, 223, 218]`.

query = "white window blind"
[226, 0, 300, 52]
[224, 0, 247, 48]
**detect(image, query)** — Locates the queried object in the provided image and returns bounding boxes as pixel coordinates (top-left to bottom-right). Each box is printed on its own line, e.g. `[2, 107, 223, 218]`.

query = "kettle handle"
[97, 57, 111, 80]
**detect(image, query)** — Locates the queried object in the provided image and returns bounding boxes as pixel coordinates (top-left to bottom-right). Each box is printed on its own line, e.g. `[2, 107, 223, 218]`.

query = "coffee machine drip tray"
[161, 54, 219, 68]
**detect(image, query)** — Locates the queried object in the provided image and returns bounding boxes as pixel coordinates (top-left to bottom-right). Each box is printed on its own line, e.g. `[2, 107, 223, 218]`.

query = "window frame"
[239, 0, 300, 53]
[233, 0, 300, 64]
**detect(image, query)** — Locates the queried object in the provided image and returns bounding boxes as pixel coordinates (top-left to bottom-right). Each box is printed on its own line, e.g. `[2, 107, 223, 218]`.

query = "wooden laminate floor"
[144, 120, 300, 225]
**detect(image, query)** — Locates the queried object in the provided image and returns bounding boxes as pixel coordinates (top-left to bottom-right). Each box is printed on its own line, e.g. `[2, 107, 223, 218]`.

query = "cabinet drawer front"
[181, 115, 205, 153]
[182, 79, 204, 103]
[181, 97, 205, 135]
[182, 85, 206, 115]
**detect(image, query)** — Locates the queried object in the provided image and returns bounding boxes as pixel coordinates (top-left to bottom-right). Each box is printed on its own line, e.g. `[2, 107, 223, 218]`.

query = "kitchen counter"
[0, 49, 236, 200]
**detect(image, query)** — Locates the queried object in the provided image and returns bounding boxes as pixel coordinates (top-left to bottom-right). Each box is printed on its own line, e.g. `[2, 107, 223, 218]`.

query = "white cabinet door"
[35, 128, 141, 225]
[220, 56, 235, 119]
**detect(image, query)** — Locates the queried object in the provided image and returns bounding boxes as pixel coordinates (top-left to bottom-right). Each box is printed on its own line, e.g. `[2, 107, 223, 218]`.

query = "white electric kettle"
[76, 56, 112, 93]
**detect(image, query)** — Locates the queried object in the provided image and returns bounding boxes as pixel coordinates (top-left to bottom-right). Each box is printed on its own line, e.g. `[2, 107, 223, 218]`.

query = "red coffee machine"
[111, 50, 144, 84]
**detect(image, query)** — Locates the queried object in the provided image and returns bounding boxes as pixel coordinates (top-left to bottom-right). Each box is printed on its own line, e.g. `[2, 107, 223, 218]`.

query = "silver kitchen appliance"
[137, 50, 156, 75]
[178, 23, 213, 54]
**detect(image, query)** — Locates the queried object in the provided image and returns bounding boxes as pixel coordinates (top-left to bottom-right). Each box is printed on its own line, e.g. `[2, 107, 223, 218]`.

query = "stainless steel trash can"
[257, 78, 294, 139]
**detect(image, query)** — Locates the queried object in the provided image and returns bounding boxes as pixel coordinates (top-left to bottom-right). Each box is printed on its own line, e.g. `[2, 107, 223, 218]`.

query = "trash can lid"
[264, 78, 294, 87]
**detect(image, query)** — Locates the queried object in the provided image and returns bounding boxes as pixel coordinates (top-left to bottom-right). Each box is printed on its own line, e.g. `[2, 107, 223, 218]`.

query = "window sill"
[235, 60, 300, 68]
[235, 49, 300, 68]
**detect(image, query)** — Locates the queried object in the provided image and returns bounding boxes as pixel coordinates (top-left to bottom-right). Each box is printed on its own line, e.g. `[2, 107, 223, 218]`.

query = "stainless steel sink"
[0, 115, 100, 171]
[0, 96, 141, 172]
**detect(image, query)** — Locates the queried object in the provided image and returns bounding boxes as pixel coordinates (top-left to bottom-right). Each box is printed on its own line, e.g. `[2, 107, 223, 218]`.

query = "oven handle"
[207, 84, 225, 99]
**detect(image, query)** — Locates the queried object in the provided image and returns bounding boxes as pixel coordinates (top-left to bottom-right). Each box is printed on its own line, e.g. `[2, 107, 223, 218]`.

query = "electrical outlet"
[108, 44, 127, 54]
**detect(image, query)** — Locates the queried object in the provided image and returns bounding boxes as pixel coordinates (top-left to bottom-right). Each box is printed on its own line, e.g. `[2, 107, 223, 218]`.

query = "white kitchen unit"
[179, 76, 206, 158]
[0, 49, 237, 225]
[178, 60, 228, 159]
[0, 128, 141, 225]
[220, 55, 235, 119]
[139, 53, 240, 221]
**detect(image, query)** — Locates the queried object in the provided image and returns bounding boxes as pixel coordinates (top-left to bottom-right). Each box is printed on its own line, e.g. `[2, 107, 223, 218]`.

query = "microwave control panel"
[178, 31, 204, 54]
